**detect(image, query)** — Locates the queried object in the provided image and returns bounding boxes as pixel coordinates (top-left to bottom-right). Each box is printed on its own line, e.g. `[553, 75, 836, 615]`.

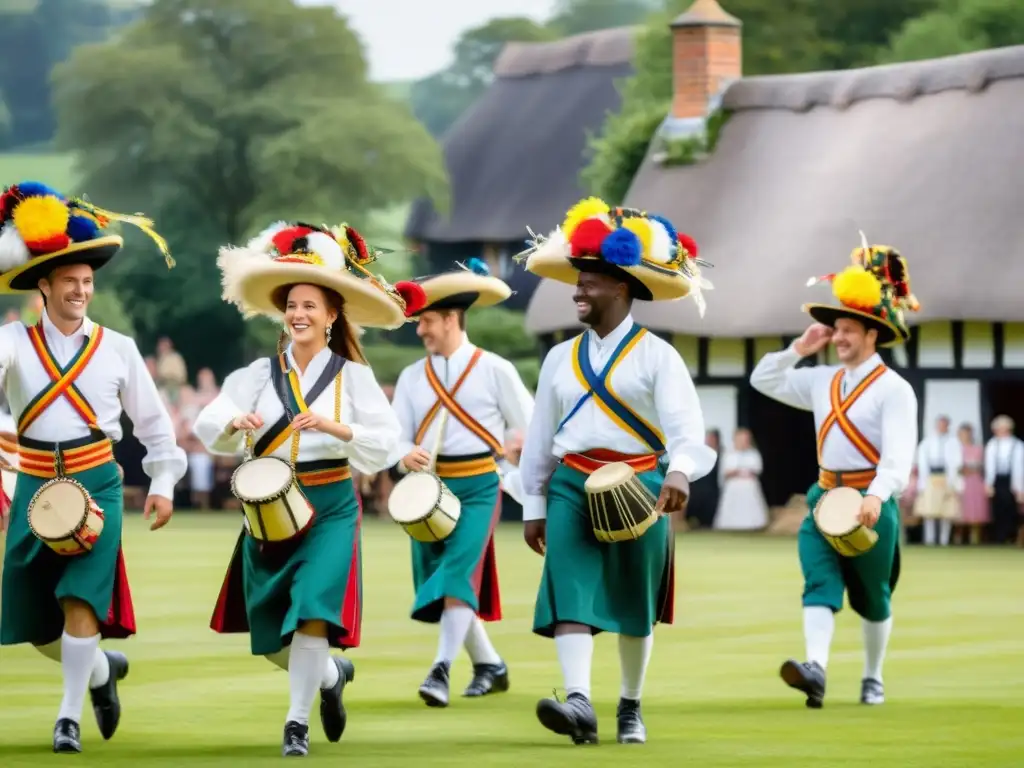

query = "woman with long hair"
[193, 222, 410, 757]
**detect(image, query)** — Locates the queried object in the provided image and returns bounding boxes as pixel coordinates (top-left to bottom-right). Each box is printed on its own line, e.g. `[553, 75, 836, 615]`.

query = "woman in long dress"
[953, 423, 989, 545]
[713, 428, 770, 531]
[193, 221, 409, 757]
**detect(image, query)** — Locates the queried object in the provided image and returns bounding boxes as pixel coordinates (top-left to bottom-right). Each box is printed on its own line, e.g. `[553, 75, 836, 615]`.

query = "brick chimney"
[670, 0, 742, 120]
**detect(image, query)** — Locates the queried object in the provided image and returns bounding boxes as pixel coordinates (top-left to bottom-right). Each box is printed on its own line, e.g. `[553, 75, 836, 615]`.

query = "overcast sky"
[299, 0, 558, 81]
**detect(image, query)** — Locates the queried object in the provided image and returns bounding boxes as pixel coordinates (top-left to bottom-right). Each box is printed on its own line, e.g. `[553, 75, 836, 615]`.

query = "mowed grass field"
[1, 515, 1022, 767]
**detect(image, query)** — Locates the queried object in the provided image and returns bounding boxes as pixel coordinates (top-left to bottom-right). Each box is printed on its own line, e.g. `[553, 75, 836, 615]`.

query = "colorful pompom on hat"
[802, 233, 920, 347]
[0, 181, 173, 293]
[393, 257, 511, 320]
[216, 220, 409, 330]
[514, 197, 712, 311]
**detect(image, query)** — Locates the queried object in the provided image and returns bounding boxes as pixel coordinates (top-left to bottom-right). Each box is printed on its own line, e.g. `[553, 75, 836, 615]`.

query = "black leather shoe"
[616, 698, 646, 744]
[418, 661, 450, 707]
[780, 659, 827, 708]
[462, 661, 509, 697]
[282, 721, 309, 757]
[860, 677, 884, 705]
[52, 718, 82, 753]
[90, 650, 129, 740]
[320, 656, 355, 742]
[536, 692, 598, 745]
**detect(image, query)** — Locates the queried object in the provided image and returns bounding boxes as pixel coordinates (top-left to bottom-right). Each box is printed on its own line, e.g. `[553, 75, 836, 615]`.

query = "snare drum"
[231, 456, 315, 543]
[27, 477, 105, 556]
[584, 462, 660, 543]
[812, 486, 879, 557]
[388, 471, 461, 542]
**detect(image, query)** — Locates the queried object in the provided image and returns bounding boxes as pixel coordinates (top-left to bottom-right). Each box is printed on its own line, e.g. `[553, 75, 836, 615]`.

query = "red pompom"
[24, 232, 71, 254]
[677, 233, 698, 259]
[395, 280, 427, 317]
[570, 218, 612, 257]
[271, 226, 314, 256]
[345, 226, 370, 263]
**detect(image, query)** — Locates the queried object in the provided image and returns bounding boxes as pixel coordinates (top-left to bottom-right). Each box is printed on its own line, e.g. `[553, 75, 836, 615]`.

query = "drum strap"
[559, 323, 666, 453]
[19, 321, 104, 434]
[817, 365, 887, 465]
[421, 350, 504, 457]
[253, 353, 345, 458]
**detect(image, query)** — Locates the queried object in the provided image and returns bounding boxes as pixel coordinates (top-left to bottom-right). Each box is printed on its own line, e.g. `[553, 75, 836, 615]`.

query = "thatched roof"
[525, 45, 1024, 337]
[404, 27, 635, 244]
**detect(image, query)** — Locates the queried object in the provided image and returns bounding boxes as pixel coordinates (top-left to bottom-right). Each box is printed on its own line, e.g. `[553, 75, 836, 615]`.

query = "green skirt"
[2, 460, 134, 646]
[532, 462, 675, 638]
[800, 483, 901, 622]
[211, 462, 362, 656]
[410, 470, 502, 623]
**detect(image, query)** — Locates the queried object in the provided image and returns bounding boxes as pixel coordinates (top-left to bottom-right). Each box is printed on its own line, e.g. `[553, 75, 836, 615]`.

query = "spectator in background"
[984, 415, 1024, 545]
[953, 422, 989, 545]
[714, 427, 769, 531]
[155, 336, 188, 404]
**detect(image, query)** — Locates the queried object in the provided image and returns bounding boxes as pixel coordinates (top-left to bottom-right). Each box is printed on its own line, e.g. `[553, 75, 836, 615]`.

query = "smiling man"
[517, 200, 716, 746]
[0, 181, 186, 754]
[390, 259, 534, 709]
[750, 240, 920, 710]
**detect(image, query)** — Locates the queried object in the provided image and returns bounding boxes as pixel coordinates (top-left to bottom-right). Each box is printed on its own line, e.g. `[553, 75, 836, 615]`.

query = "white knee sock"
[321, 655, 340, 689]
[939, 519, 952, 547]
[57, 633, 100, 723]
[555, 632, 593, 699]
[463, 617, 501, 665]
[803, 606, 835, 668]
[924, 519, 937, 545]
[618, 634, 653, 700]
[38, 638, 110, 688]
[434, 605, 474, 666]
[862, 617, 893, 682]
[267, 645, 338, 689]
[285, 632, 328, 725]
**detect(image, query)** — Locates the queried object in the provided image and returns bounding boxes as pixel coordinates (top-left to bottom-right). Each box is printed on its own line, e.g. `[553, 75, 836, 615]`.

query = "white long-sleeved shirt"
[983, 435, 1024, 493]
[915, 434, 960, 492]
[519, 314, 716, 522]
[387, 334, 534, 466]
[749, 344, 918, 501]
[0, 311, 187, 500]
[193, 345, 399, 475]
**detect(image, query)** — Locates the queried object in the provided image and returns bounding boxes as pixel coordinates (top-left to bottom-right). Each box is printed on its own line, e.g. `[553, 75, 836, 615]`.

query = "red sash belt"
[562, 448, 660, 476]
[818, 468, 876, 490]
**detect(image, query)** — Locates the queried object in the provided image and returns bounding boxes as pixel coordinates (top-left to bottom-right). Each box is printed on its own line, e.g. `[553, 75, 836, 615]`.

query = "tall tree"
[50, 0, 448, 374]
[409, 17, 557, 138]
[547, 0, 657, 37]
[881, 0, 1024, 63]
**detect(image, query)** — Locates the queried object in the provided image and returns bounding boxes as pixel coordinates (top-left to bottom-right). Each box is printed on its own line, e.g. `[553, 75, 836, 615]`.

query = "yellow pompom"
[622, 218, 652, 262]
[562, 197, 609, 238]
[832, 265, 881, 310]
[12, 195, 69, 246]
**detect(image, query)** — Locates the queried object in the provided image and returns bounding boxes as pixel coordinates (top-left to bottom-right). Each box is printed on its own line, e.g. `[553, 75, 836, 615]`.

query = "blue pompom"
[15, 180, 65, 200]
[465, 257, 490, 276]
[649, 214, 677, 244]
[67, 214, 101, 243]
[600, 228, 642, 267]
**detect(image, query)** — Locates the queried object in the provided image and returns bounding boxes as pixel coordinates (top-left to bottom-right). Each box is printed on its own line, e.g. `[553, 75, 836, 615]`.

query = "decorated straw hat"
[217, 221, 409, 330]
[515, 196, 712, 312]
[803, 233, 920, 347]
[0, 180, 173, 293]
[393, 257, 511, 320]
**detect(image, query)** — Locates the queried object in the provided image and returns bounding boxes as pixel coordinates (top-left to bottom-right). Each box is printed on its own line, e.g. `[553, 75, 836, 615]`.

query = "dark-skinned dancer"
[515, 199, 717, 746]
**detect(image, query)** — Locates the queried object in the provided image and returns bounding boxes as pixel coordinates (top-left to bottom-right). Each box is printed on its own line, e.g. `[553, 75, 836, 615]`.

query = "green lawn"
[1, 516, 1021, 766]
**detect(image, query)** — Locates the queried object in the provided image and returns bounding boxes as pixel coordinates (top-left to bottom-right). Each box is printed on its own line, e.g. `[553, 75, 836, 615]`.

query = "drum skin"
[813, 486, 879, 557]
[27, 478, 104, 556]
[232, 457, 315, 543]
[388, 471, 462, 543]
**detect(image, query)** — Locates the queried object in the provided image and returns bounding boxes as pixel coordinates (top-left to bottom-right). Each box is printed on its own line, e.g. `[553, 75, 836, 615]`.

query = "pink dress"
[957, 444, 990, 524]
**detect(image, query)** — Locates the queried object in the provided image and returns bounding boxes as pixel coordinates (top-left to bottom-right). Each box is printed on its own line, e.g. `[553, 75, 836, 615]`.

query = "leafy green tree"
[88, 290, 136, 337]
[50, 0, 447, 377]
[547, 0, 657, 37]
[881, 0, 1024, 63]
[410, 17, 557, 138]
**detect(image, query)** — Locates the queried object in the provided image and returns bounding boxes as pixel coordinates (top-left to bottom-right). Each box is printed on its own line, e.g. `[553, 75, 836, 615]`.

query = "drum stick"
[428, 408, 449, 474]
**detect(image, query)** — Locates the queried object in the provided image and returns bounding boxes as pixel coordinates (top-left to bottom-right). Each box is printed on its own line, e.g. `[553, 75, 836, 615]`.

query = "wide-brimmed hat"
[393, 257, 511, 319]
[515, 196, 713, 312]
[217, 221, 409, 329]
[803, 233, 920, 347]
[0, 180, 173, 293]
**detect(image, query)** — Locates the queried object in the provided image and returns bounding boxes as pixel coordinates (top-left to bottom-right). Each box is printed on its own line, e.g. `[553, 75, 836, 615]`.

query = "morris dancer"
[194, 222, 407, 757]
[0, 181, 185, 753]
[517, 199, 716, 745]
[750, 240, 919, 708]
[389, 259, 534, 706]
